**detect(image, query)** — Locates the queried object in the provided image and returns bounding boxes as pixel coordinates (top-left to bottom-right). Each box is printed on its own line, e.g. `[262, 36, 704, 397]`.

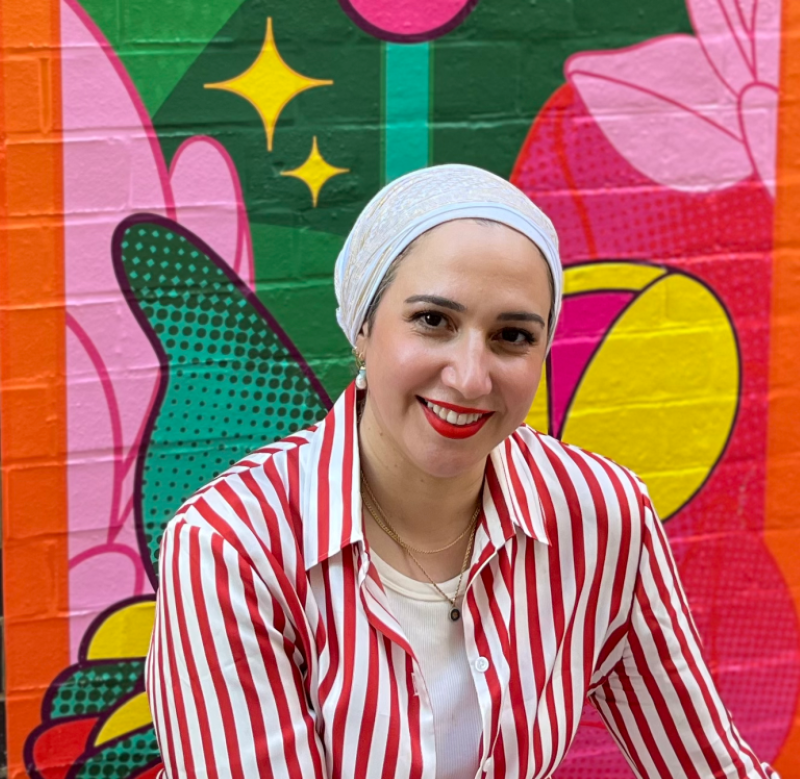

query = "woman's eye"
[414, 311, 447, 329]
[499, 327, 535, 345]
[424, 313, 445, 327]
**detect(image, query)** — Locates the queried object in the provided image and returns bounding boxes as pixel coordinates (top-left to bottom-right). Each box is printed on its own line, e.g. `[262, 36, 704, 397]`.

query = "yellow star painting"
[205, 18, 332, 151]
[281, 136, 349, 206]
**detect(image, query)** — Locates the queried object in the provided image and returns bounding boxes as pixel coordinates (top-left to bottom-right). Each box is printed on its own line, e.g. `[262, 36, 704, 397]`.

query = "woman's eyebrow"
[405, 295, 545, 326]
[498, 311, 546, 326]
[404, 294, 466, 312]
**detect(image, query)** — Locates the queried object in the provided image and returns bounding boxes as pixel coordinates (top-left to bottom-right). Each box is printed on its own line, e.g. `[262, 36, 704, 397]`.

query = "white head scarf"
[334, 163, 562, 349]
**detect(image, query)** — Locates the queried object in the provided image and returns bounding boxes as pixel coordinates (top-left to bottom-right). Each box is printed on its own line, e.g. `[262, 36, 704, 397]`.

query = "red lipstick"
[418, 397, 493, 440]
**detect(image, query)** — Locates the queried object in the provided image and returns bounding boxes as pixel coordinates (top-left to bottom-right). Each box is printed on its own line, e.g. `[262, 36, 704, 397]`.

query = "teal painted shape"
[114, 216, 330, 582]
[49, 661, 144, 720]
[384, 42, 430, 182]
[74, 725, 160, 779]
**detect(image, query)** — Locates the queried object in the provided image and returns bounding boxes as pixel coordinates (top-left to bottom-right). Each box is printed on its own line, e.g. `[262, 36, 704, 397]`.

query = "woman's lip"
[419, 399, 493, 440]
[418, 396, 493, 414]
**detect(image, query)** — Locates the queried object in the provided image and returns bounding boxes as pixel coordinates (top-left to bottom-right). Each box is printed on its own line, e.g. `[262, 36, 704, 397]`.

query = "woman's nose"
[441, 332, 492, 399]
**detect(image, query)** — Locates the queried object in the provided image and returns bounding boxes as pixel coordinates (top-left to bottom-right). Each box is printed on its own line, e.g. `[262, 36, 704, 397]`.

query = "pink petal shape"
[754, 0, 782, 86]
[62, 0, 167, 656]
[740, 82, 778, 196]
[65, 324, 115, 538]
[339, 0, 477, 41]
[689, 0, 756, 92]
[567, 37, 753, 192]
[170, 137, 256, 292]
[61, 0, 261, 662]
[568, 36, 742, 134]
[69, 547, 144, 655]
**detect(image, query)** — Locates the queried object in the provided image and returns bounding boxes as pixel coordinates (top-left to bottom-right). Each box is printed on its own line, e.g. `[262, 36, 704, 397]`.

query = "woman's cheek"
[503, 359, 545, 425]
[393, 337, 442, 381]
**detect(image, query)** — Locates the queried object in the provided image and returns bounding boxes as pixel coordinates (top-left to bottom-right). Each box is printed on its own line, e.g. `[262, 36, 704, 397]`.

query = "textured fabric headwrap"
[334, 164, 562, 349]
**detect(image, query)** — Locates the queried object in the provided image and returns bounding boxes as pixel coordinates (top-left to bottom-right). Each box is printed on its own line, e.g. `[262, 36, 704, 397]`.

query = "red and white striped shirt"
[146, 382, 776, 779]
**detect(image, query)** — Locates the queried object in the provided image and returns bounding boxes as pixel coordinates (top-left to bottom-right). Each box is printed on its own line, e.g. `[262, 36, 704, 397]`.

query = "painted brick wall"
[3, 0, 800, 776]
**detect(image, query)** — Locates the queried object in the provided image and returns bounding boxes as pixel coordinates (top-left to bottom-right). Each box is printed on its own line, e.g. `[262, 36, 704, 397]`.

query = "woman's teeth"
[424, 400, 485, 426]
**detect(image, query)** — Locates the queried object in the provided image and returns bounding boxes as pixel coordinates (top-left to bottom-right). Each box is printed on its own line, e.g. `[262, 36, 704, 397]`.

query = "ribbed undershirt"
[370, 551, 483, 779]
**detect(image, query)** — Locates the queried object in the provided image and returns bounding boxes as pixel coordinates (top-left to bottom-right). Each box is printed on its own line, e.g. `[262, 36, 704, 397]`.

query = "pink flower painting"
[566, 0, 780, 196]
[61, 0, 255, 657]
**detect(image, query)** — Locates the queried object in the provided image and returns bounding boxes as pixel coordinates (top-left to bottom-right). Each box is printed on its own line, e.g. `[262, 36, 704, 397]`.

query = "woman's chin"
[405, 435, 493, 481]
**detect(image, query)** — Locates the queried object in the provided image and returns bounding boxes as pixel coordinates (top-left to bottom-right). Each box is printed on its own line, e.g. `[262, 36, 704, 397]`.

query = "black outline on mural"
[554, 260, 742, 523]
[111, 213, 333, 590]
[24, 595, 158, 779]
[336, 0, 481, 43]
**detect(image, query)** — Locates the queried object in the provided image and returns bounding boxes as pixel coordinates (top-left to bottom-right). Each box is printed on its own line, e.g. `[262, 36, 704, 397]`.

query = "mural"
[2, 0, 800, 776]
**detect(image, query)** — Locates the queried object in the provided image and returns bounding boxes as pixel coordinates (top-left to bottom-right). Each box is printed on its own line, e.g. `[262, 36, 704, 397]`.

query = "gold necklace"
[360, 475, 480, 554]
[360, 473, 481, 622]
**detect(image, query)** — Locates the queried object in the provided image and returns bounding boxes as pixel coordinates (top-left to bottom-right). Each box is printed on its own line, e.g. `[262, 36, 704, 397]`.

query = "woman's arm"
[146, 512, 327, 779]
[588, 492, 778, 778]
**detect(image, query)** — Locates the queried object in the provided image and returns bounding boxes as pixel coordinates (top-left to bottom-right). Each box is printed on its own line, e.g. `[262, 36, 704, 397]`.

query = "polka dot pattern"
[118, 221, 328, 579]
[49, 661, 144, 719]
[74, 726, 160, 779]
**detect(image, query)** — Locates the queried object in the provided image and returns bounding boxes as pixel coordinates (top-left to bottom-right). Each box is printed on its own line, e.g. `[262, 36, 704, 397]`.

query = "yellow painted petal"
[94, 692, 153, 746]
[86, 601, 156, 660]
[561, 272, 738, 519]
[563, 262, 667, 296]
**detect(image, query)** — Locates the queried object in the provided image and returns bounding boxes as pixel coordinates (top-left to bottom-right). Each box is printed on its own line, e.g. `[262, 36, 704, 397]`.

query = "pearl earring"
[353, 349, 367, 390]
[355, 364, 367, 390]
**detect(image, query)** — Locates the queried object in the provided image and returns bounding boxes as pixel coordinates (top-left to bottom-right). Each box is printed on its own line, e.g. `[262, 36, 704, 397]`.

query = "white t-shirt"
[370, 551, 483, 779]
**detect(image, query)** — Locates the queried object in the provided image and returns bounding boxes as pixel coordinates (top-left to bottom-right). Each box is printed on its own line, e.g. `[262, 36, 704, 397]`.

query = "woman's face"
[357, 219, 552, 480]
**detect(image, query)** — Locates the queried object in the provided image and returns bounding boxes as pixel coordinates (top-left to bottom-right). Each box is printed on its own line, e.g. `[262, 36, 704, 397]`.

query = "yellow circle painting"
[526, 262, 740, 521]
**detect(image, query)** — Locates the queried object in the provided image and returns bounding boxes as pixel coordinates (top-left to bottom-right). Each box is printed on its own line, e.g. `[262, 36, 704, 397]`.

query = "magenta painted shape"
[339, 0, 479, 41]
[513, 79, 797, 770]
[549, 292, 634, 437]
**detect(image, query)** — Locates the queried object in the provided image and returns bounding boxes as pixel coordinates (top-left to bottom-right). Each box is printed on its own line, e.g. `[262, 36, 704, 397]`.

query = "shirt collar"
[302, 382, 550, 571]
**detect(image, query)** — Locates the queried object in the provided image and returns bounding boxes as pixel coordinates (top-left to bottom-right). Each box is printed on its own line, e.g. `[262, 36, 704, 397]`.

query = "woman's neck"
[357, 402, 486, 551]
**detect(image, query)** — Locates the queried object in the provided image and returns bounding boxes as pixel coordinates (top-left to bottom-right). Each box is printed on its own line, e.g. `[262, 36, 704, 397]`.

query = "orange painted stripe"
[0, 0, 69, 776]
[767, 0, 800, 773]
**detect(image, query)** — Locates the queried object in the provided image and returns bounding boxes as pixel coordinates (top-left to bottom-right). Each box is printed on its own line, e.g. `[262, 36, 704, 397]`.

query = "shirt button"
[475, 656, 490, 673]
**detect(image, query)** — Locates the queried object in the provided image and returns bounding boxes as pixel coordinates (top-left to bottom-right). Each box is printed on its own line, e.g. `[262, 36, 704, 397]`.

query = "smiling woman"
[356, 219, 552, 483]
[146, 165, 777, 779]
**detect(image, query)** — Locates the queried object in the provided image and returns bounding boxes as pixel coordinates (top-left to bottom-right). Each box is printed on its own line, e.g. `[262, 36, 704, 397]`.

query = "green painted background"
[79, 0, 692, 401]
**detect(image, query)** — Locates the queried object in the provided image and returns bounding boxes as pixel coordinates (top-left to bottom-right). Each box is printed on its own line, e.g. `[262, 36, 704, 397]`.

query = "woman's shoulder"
[510, 424, 650, 517]
[164, 424, 322, 564]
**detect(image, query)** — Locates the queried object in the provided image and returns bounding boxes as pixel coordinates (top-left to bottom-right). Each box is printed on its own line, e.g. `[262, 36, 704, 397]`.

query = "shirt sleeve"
[588, 490, 779, 779]
[145, 510, 327, 779]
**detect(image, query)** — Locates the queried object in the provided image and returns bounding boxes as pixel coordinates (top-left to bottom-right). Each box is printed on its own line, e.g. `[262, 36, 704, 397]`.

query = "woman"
[146, 164, 777, 778]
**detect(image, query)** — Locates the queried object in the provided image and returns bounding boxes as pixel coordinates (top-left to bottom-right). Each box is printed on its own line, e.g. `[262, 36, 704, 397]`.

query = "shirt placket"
[356, 546, 439, 779]
[462, 529, 513, 778]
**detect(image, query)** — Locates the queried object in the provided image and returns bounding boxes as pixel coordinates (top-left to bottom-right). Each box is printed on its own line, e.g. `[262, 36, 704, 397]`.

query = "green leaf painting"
[113, 215, 330, 580]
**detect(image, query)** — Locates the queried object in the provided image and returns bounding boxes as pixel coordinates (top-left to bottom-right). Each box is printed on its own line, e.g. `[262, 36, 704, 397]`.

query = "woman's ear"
[353, 327, 369, 390]
[355, 326, 369, 360]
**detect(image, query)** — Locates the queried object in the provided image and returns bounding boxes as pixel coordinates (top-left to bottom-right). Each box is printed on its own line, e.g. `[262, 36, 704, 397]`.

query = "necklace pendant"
[449, 607, 461, 622]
